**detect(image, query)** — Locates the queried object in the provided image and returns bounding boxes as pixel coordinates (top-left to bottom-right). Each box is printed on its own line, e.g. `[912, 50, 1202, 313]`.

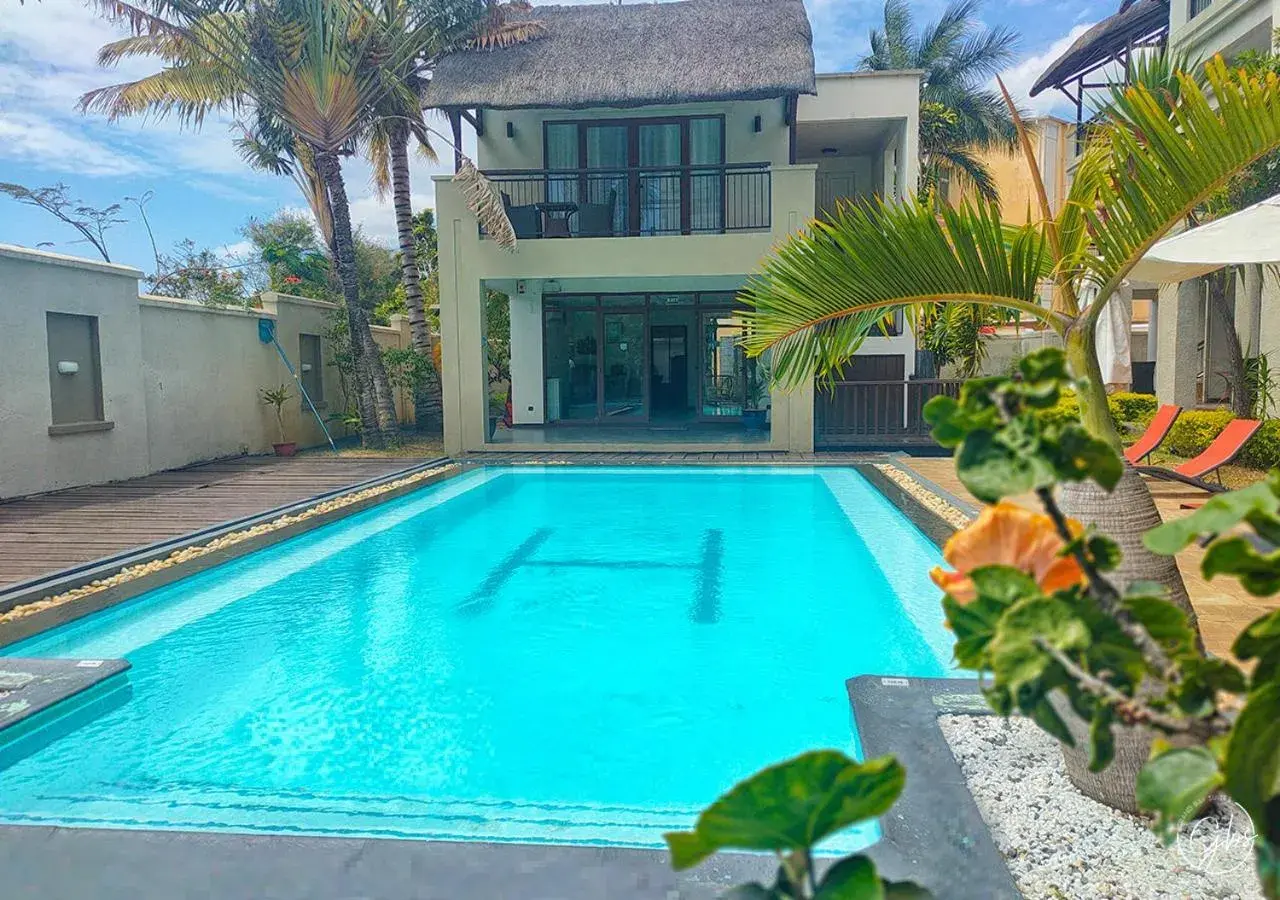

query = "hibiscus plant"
[667, 348, 1280, 899]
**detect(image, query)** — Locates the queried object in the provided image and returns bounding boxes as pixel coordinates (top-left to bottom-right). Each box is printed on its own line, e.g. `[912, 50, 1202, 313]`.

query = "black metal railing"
[1189, 0, 1212, 19]
[816, 379, 964, 447]
[481, 163, 771, 239]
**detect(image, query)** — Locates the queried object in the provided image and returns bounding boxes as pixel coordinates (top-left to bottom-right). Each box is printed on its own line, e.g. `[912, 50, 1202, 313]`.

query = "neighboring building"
[1170, 0, 1274, 62]
[424, 0, 922, 454]
[944, 116, 1074, 219]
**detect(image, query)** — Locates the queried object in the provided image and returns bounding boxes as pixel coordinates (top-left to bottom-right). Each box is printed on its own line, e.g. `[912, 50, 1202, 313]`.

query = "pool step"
[10, 781, 880, 853]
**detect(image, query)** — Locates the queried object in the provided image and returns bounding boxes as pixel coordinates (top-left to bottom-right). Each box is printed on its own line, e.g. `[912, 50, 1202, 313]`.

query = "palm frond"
[740, 197, 1053, 388]
[455, 157, 516, 251]
[1071, 56, 1280, 320]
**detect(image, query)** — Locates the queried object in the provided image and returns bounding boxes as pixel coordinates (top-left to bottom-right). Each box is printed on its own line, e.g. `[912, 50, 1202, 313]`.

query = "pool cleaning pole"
[258, 318, 339, 454]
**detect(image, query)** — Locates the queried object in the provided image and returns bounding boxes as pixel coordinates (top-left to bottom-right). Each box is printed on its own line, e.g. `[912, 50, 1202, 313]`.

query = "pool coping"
[0, 657, 130, 735]
[0, 460, 460, 649]
[0, 676, 1016, 900]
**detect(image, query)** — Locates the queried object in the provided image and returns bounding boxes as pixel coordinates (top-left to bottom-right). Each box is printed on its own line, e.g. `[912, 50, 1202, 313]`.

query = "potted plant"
[488, 390, 507, 441]
[743, 362, 771, 431]
[260, 384, 297, 456]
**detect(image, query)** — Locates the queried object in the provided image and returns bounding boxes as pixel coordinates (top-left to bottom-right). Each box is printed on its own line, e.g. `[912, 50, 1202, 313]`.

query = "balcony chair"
[574, 190, 617, 238]
[501, 192, 543, 239]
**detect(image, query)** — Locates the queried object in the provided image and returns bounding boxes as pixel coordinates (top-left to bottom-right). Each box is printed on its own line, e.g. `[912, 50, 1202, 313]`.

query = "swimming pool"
[0, 467, 955, 853]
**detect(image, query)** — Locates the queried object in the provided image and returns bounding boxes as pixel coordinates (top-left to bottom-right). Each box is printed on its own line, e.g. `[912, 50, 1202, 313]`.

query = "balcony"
[1189, 0, 1213, 19]
[482, 163, 772, 240]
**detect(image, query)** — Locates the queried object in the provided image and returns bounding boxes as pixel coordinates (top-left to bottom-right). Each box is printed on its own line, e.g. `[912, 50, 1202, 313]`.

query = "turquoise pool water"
[0, 467, 953, 852]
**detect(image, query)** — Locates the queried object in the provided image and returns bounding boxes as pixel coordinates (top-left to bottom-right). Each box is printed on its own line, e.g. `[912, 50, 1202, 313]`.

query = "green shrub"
[1165, 409, 1234, 457]
[1039, 391, 1081, 427]
[1109, 392, 1159, 425]
[1239, 419, 1280, 469]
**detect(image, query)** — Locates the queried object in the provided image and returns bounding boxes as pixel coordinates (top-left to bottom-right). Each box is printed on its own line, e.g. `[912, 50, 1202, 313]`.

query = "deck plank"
[0, 456, 431, 592]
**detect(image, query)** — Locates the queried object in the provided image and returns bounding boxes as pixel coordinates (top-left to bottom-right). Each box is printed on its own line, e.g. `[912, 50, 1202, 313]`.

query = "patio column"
[1236, 264, 1263, 358]
[1154, 278, 1204, 407]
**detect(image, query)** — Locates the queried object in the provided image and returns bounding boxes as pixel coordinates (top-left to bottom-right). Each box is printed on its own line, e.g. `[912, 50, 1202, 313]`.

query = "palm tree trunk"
[389, 122, 443, 437]
[1207, 269, 1252, 417]
[1055, 319, 1202, 812]
[316, 149, 400, 446]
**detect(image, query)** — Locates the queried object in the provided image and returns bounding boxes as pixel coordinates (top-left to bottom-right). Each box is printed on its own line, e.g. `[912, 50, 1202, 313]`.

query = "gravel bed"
[940, 714, 1262, 900]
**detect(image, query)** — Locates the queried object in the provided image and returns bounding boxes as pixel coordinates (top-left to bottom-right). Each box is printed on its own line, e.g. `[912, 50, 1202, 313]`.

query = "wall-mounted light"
[301, 363, 313, 373]
[821, 147, 840, 156]
[753, 115, 763, 134]
[57, 361, 79, 375]
[543, 279, 562, 294]
[506, 121, 516, 139]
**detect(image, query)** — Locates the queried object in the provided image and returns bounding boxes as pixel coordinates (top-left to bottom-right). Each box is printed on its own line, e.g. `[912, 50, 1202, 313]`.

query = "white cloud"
[0, 110, 148, 176]
[997, 23, 1095, 117]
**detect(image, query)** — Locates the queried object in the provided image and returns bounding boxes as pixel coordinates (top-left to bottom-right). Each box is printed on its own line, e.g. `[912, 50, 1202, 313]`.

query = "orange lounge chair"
[1124, 405, 1182, 465]
[1140, 418, 1263, 492]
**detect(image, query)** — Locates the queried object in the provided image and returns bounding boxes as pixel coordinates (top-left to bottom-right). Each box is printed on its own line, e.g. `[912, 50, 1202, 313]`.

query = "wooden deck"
[0, 456, 433, 593]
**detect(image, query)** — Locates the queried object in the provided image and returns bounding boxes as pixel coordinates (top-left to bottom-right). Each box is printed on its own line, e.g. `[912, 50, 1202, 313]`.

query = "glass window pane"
[545, 124, 579, 169]
[602, 312, 645, 418]
[701, 312, 746, 417]
[690, 118, 722, 165]
[600, 294, 646, 307]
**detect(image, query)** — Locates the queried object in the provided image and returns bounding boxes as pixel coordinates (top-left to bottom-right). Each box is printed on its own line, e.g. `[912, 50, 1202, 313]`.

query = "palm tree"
[81, 0, 517, 447]
[743, 57, 1280, 811]
[365, 0, 543, 437]
[746, 55, 1280, 636]
[861, 0, 1018, 200]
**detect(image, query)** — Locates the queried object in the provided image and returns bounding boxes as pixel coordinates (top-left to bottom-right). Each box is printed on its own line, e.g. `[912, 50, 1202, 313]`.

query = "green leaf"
[956, 430, 1057, 504]
[1018, 347, 1071, 385]
[664, 752, 905, 870]
[1233, 609, 1280, 662]
[1202, 537, 1280, 596]
[1121, 594, 1195, 652]
[1223, 682, 1280, 831]
[1088, 705, 1116, 773]
[814, 855, 883, 899]
[970, 566, 1041, 604]
[1086, 535, 1122, 572]
[1046, 426, 1124, 492]
[1175, 657, 1250, 716]
[1137, 746, 1225, 842]
[1028, 695, 1075, 747]
[1143, 479, 1280, 555]
[1254, 645, 1280, 686]
[989, 595, 1089, 691]
[882, 881, 934, 899]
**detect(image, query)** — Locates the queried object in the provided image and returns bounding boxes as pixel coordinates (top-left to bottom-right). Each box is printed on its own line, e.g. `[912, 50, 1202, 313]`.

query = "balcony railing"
[815, 379, 964, 447]
[1189, 0, 1212, 19]
[482, 163, 771, 239]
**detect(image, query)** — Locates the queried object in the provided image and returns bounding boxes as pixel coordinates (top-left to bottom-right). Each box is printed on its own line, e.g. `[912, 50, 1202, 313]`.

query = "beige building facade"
[425, 0, 922, 454]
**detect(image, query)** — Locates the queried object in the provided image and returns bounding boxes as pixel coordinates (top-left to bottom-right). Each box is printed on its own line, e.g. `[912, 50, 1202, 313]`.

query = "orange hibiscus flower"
[930, 501, 1085, 604]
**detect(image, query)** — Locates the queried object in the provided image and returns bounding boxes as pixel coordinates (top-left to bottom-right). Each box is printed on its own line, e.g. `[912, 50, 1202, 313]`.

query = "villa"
[425, 0, 923, 455]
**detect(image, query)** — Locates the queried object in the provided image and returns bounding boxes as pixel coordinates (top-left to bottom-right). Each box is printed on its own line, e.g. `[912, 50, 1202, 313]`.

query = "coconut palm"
[365, 0, 544, 436]
[861, 0, 1018, 200]
[81, 0, 516, 447]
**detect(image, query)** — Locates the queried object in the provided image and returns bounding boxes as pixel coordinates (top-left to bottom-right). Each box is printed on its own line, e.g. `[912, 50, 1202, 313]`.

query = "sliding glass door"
[543, 116, 725, 236]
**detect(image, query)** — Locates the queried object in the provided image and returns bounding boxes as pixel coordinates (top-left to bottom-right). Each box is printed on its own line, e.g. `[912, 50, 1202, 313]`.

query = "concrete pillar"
[1154, 279, 1204, 407]
[508, 285, 544, 425]
[1237, 264, 1263, 358]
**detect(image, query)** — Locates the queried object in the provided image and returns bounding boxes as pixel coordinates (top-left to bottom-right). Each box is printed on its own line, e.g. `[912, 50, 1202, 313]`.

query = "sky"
[0, 0, 1113, 273]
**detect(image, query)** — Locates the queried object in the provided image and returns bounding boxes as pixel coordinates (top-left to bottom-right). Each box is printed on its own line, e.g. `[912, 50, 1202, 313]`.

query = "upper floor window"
[1190, 0, 1212, 19]
[543, 116, 726, 236]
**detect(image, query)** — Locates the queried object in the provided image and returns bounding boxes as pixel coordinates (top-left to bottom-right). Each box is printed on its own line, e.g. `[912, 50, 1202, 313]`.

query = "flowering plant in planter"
[260, 384, 295, 456]
[668, 348, 1280, 899]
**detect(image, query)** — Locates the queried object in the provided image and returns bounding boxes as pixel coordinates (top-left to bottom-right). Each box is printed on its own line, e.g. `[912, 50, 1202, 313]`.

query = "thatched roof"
[1030, 0, 1168, 97]
[423, 0, 816, 111]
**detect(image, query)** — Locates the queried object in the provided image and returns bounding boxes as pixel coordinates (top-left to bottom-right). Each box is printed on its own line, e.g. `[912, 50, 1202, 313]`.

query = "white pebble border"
[872, 462, 974, 530]
[940, 714, 1263, 900]
[0, 463, 459, 628]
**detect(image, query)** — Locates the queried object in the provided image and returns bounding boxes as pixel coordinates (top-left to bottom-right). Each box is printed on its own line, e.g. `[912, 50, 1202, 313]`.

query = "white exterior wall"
[1170, 0, 1274, 60]
[0, 247, 152, 498]
[0, 245, 356, 500]
[507, 287, 545, 425]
